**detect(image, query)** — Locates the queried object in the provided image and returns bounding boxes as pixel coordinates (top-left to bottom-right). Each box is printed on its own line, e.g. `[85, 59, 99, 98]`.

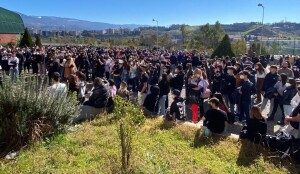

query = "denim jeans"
[224, 94, 235, 113]
[128, 77, 137, 92]
[157, 95, 167, 115]
[283, 105, 293, 116]
[239, 101, 250, 121]
[10, 68, 18, 82]
[121, 73, 129, 83]
[113, 76, 121, 89]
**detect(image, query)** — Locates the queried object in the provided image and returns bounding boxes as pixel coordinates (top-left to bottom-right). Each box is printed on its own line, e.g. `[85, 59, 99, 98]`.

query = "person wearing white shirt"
[291, 88, 300, 109]
[8, 52, 19, 82]
[47, 72, 67, 94]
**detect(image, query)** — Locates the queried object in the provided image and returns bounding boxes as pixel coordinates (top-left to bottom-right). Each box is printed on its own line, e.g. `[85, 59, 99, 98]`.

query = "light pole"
[152, 19, 159, 48]
[258, 3, 264, 55]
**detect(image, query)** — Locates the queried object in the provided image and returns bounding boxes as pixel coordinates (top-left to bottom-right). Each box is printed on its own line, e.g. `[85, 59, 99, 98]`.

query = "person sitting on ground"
[201, 98, 228, 136]
[117, 81, 130, 100]
[47, 72, 67, 94]
[143, 85, 160, 116]
[68, 74, 80, 96]
[166, 89, 186, 121]
[83, 77, 109, 109]
[240, 106, 267, 143]
[283, 102, 300, 137]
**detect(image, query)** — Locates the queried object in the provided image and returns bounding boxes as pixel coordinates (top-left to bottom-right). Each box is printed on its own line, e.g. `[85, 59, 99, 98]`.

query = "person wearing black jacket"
[16, 51, 25, 76]
[221, 66, 236, 113]
[278, 79, 297, 125]
[260, 65, 278, 113]
[47, 57, 59, 85]
[242, 106, 267, 143]
[80, 57, 90, 82]
[84, 78, 109, 108]
[169, 89, 185, 120]
[158, 73, 170, 115]
[169, 65, 184, 92]
[143, 85, 160, 116]
[239, 70, 255, 122]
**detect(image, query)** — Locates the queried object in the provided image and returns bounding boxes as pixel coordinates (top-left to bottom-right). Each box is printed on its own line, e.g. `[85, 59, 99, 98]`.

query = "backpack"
[263, 131, 300, 161]
[165, 99, 186, 121]
[176, 99, 186, 120]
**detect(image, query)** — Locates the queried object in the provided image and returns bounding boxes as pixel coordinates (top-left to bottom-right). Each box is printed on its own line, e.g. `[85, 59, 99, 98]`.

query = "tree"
[180, 24, 191, 48]
[34, 35, 43, 48]
[270, 41, 279, 55]
[211, 34, 235, 58]
[248, 41, 269, 56]
[232, 39, 247, 56]
[19, 28, 34, 47]
[160, 33, 173, 50]
[199, 23, 213, 48]
[211, 21, 225, 49]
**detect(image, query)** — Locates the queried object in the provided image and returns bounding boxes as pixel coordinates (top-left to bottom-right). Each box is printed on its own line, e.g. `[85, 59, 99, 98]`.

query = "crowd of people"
[2, 45, 300, 140]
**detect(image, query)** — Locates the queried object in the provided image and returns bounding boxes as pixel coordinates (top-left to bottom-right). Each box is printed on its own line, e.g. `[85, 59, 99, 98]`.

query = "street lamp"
[258, 3, 264, 55]
[152, 19, 159, 48]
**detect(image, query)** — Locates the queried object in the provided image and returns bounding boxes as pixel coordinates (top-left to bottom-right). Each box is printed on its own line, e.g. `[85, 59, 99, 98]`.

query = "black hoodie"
[170, 97, 185, 120]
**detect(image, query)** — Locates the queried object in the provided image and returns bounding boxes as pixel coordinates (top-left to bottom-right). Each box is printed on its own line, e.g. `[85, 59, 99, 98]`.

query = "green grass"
[0, 118, 299, 174]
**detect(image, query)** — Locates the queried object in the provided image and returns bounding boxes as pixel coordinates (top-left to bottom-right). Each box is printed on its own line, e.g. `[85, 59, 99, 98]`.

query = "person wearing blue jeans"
[158, 73, 170, 115]
[8, 53, 20, 82]
[239, 70, 255, 123]
[10, 68, 18, 82]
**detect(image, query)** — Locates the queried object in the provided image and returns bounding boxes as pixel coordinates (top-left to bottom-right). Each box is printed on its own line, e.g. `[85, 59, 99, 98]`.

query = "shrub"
[113, 96, 145, 173]
[0, 76, 80, 157]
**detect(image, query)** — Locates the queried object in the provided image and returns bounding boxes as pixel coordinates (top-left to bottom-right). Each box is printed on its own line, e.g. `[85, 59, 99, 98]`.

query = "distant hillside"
[19, 13, 148, 31]
[17, 11, 300, 38]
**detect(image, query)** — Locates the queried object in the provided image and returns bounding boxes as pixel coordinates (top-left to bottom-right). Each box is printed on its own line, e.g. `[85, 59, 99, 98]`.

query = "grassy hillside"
[0, 118, 299, 174]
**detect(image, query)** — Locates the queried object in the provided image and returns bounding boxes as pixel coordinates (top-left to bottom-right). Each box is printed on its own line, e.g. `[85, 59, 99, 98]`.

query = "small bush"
[0, 77, 80, 157]
[113, 96, 145, 173]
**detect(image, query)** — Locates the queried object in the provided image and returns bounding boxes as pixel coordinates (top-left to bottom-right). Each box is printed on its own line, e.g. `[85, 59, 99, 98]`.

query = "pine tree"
[19, 28, 34, 47]
[35, 35, 43, 48]
[211, 34, 235, 58]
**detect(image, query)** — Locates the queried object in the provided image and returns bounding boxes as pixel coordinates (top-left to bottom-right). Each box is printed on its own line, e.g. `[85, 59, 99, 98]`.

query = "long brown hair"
[255, 62, 265, 74]
[250, 106, 264, 119]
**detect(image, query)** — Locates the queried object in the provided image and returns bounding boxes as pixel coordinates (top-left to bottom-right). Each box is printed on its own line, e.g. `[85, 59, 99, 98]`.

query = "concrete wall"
[0, 34, 17, 44]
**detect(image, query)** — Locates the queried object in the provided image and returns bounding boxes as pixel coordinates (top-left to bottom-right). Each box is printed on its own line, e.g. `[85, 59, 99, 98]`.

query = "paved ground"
[18, 72, 282, 138]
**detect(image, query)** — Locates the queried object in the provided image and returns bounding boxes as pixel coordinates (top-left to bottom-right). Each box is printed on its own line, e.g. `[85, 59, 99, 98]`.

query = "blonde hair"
[192, 68, 202, 79]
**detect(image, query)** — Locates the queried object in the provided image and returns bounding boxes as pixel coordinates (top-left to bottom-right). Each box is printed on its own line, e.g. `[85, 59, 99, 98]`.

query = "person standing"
[64, 56, 77, 81]
[278, 61, 294, 78]
[221, 66, 236, 113]
[260, 65, 278, 115]
[137, 65, 149, 106]
[254, 62, 266, 104]
[158, 73, 170, 115]
[267, 73, 287, 121]
[8, 52, 19, 82]
[239, 70, 255, 123]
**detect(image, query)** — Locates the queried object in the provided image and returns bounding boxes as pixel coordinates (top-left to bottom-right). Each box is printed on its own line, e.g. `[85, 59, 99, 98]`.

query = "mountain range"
[18, 12, 300, 38]
[19, 13, 149, 31]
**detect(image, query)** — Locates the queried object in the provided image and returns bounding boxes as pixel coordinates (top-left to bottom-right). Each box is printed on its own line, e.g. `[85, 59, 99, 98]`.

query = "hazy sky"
[1, 0, 299, 26]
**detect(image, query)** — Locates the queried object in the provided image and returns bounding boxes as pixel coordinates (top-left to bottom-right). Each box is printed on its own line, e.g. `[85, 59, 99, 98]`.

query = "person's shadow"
[192, 129, 225, 148]
[236, 139, 263, 166]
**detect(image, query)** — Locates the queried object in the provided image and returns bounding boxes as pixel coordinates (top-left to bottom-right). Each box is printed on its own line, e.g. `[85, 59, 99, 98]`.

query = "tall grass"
[0, 76, 80, 157]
